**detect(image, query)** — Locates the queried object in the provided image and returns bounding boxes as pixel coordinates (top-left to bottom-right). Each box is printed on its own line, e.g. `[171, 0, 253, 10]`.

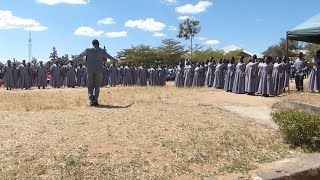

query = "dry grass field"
[0, 82, 318, 179]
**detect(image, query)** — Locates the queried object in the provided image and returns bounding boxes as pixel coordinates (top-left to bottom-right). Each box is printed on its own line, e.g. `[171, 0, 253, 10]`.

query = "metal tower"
[28, 30, 32, 62]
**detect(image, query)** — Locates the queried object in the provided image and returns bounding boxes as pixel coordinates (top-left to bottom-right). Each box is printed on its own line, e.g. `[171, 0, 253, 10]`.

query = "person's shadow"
[94, 103, 134, 109]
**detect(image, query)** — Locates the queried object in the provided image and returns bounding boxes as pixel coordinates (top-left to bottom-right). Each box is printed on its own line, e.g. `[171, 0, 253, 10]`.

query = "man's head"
[40, 61, 43, 66]
[7, 60, 11, 65]
[316, 50, 320, 59]
[22, 60, 26, 65]
[92, 39, 100, 47]
[298, 52, 304, 59]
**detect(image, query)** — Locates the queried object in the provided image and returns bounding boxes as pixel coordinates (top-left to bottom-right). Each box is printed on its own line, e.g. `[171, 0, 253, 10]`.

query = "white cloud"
[152, 32, 167, 37]
[197, 37, 208, 41]
[176, 1, 212, 14]
[178, 16, 189, 20]
[125, 18, 166, 32]
[36, 0, 89, 5]
[97, 18, 115, 25]
[168, 26, 177, 31]
[161, 0, 177, 4]
[205, 40, 220, 45]
[105, 31, 127, 38]
[0, 10, 48, 31]
[74, 27, 104, 37]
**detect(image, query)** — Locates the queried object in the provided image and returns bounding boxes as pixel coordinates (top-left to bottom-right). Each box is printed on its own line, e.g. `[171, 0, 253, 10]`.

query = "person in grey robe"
[78, 39, 118, 106]
[13, 63, 19, 89]
[281, 57, 290, 91]
[244, 58, 252, 92]
[60, 62, 68, 87]
[101, 64, 109, 87]
[224, 57, 236, 92]
[50, 61, 61, 88]
[272, 57, 284, 96]
[205, 58, 215, 87]
[3, 60, 15, 90]
[18, 60, 31, 89]
[308, 50, 320, 93]
[294, 52, 308, 92]
[119, 64, 125, 86]
[109, 61, 119, 87]
[76, 64, 83, 87]
[81, 65, 87, 87]
[27, 62, 34, 88]
[137, 63, 148, 86]
[232, 57, 246, 94]
[192, 63, 203, 87]
[123, 63, 132, 86]
[174, 63, 185, 87]
[36, 61, 47, 89]
[158, 65, 166, 86]
[213, 59, 225, 89]
[183, 61, 192, 87]
[66, 61, 76, 88]
[245, 55, 259, 95]
[148, 65, 157, 86]
[258, 56, 274, 97]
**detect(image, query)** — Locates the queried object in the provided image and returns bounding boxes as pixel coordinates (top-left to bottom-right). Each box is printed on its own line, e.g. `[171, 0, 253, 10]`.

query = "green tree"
[117, 45, 159, 64]
[31, 57, 38, 67]
[157, 38, 186, 64]
[263, 38, 301, 58]
[304, 43, 320, 60]
[49, 46, 58, 62]
[177, 18, 201, 57]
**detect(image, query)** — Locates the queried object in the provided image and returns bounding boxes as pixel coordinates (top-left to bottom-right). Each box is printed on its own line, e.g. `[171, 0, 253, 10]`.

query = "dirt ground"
[0, 82, 318, 179]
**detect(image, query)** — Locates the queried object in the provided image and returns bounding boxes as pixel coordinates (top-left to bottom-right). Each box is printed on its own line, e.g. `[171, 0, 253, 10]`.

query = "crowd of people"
[174, 52, 320, 97]
[1, 51, 319, 97]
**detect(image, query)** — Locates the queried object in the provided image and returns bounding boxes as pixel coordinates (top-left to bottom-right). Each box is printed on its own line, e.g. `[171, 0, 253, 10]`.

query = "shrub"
[271, 110, 320, 150]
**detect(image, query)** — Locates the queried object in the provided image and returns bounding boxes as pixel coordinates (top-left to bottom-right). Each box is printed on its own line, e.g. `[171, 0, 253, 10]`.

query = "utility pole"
[28, 30, 32, 62]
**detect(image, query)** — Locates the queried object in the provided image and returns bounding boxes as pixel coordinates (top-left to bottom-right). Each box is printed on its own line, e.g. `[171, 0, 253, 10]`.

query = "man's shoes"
[90, 101, 99, 106]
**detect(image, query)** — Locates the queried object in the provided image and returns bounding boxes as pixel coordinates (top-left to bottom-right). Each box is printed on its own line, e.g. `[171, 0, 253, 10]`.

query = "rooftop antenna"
[28, 30, 32, 62]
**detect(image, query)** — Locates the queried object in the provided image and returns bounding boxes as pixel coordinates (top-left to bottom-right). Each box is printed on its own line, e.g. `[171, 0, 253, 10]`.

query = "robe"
[148, 68, 157, 86]
[174, 66, 184, 87]
[76, 67, 82, 87]
[232, 62, 246, 94]
[50, 64, 61, 88]
[66, 64, 76, 88]
[246, 62, 259, 93]
[272, 63, 283, 96]
[19, 64, 32, 89]
[213, 63, 225, 88]
[37, 65, 47, 88]
[3, 65, 14, 89]
[258, 63, 274, 96]
[205, 63, 215, 87]
[308, 58, 320, 92]
[224, 63, 236, 91]
[137, 67, 148, 86]
[81, 67, 87, 87]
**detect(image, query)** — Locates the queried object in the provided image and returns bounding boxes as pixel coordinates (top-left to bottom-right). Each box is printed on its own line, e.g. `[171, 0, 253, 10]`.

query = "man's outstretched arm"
[104, 52, 118, 62]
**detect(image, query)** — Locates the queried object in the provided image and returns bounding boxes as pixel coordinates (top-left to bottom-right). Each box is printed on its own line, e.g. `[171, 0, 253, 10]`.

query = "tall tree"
[117, 45, 159, 64]
[263, 38, 301, 57]
[157, 38, 186, 64]
[177, 18, 201, 57]
[31, 57, 38, 67]
[304, 43, 320, 60]
[49, 46, 58, 62]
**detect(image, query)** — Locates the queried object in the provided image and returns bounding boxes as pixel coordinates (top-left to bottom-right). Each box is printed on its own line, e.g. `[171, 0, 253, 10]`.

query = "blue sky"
[1, 0, 320, 63]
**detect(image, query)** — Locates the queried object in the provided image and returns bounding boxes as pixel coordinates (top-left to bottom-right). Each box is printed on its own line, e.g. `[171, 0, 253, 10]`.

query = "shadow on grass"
[94, 103, 134, 109]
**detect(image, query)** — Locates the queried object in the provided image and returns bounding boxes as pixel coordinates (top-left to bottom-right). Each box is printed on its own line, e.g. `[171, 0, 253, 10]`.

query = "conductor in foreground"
[79, 39, 118, 106]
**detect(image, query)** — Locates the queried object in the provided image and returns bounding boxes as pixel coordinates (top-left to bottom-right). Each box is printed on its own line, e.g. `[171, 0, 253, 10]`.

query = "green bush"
[271, 110, 320, 150]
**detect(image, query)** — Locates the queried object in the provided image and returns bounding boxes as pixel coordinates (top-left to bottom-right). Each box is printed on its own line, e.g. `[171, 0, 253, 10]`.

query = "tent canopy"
[287, 13, 320, 44]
